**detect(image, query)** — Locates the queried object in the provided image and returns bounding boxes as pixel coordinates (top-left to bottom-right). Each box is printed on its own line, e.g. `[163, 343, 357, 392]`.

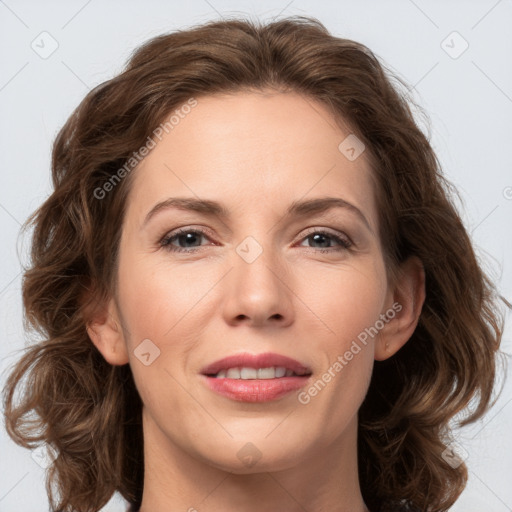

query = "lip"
[200, 352, 312, 376]
[200, 352, 312, 403]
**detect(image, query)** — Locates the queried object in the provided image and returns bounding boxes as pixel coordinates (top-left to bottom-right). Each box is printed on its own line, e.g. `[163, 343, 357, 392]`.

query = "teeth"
[274, 367, 287, 378]
[240, 367, 257, 379]
[226, 368, 241, 379]
[213, 366, 297, 379]
[258, 367, 275, 379]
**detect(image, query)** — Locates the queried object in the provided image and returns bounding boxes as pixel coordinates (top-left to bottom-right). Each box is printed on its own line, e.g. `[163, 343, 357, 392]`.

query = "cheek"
[292, 259, 385, 413]
[116, 251, 216, 403]
[293, 268, 381, 441]
[117, 249, 209, 343]
[295, 257, 388, 350]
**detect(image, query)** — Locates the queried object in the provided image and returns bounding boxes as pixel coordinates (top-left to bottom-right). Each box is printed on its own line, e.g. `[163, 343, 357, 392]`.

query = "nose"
[222, 239, 295, 328]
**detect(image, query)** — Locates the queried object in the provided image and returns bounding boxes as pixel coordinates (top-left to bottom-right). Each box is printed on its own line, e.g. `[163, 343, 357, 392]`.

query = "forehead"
[126, 90, 377, 229]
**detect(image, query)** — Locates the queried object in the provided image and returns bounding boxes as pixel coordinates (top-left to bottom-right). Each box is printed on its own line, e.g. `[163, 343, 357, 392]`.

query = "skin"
[88, 90, 425, 512]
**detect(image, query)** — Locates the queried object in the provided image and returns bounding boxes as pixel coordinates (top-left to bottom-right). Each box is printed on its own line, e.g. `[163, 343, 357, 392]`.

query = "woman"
[3, 15, 509, 512]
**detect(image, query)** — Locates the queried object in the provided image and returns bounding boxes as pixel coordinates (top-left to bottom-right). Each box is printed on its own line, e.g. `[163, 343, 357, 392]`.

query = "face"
[97, 90, 406, 473]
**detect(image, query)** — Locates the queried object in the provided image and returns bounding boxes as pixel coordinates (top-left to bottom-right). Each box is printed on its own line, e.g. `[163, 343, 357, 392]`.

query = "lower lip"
[201, 375, 311, 402]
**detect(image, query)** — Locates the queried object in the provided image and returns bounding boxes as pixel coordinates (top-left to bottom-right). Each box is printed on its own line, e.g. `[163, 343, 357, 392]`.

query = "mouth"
[207, 366, 309, 379]
[200, 352, 312, 402]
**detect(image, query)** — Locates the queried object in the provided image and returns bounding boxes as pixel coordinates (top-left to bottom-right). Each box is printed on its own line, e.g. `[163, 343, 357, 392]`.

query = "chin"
[196, 435, 311, 474]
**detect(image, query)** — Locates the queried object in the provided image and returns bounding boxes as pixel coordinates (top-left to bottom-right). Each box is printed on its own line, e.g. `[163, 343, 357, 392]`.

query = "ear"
[85, 294, 130, 366]
[374, 256, 426, 361]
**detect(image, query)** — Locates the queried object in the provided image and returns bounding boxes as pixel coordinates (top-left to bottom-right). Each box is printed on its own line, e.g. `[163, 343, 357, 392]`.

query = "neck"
[138, 407, 369, 512]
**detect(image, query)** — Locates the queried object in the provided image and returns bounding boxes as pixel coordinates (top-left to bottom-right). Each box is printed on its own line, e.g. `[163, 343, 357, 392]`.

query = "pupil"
[180, 233, 199, 247]
[312, 234, 329, 248]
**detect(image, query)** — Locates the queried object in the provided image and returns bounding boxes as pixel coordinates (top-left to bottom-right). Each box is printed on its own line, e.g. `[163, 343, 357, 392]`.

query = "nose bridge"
[223, 231, 293, 326]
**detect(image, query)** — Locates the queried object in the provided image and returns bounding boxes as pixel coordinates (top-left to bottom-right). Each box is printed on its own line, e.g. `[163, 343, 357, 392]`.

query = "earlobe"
[86, 297, 130, 366]
[375, 256, 426, 361]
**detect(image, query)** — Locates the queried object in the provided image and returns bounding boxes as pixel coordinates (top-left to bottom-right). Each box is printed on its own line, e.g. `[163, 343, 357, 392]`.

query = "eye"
[160, 227, 352, 254]
[297, 229, 352, 253]
[160, 228, 212, 253]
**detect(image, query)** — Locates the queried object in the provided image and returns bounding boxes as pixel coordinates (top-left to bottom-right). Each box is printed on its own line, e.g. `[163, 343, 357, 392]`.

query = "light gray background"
[1, 1, 511, 510]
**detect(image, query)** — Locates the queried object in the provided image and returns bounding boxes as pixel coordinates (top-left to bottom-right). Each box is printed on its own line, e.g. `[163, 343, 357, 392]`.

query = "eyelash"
[159, 227, 352, 254]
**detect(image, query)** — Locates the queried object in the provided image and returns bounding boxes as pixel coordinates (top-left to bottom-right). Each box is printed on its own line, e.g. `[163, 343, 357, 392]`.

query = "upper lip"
[200, 352, 312, 376]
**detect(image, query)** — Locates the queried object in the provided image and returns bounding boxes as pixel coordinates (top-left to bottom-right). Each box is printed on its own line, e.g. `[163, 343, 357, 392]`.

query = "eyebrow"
[142, 196, 372, 232]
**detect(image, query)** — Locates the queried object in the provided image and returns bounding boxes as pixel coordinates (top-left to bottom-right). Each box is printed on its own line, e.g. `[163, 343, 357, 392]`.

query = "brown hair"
[2, 15, 509, 512]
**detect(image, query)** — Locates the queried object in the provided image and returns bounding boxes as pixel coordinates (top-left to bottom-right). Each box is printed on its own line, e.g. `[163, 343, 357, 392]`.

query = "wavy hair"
[2, 15, 509, 512]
